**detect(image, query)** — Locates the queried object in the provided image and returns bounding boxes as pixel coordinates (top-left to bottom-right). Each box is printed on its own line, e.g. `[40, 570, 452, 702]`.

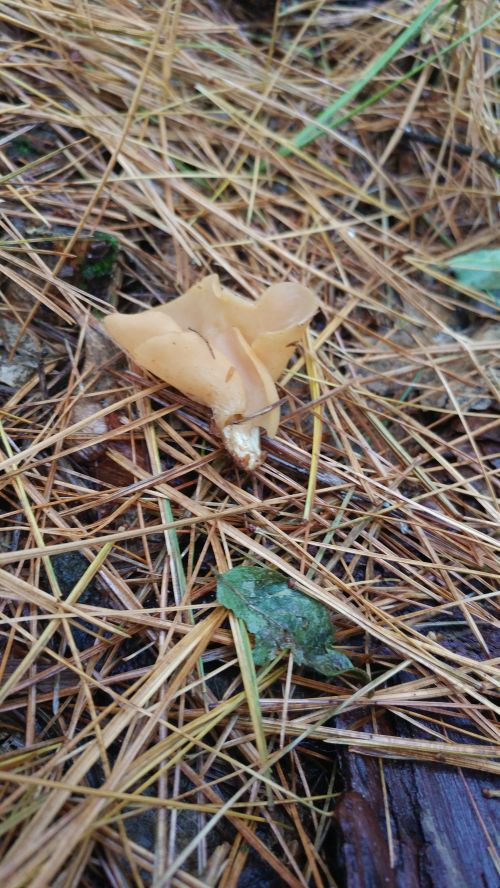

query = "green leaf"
[216, 566, 353, 677]
[445, 249, 500, 293]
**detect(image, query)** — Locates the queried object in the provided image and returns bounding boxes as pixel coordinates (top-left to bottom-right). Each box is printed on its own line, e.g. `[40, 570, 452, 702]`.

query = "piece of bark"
[330, 712, 499, 888]
[334, 791, 396, 888]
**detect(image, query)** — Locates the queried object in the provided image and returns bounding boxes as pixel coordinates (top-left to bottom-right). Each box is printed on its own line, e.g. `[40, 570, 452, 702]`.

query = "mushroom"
[103, 274, 317, 469]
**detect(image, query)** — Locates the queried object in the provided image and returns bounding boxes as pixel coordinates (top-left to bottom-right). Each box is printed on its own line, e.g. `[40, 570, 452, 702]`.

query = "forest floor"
[0, 1, 498, 886]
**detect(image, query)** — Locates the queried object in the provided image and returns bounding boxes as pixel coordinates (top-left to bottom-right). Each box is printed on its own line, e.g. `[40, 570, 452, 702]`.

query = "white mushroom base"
[222, 424, 262, 471]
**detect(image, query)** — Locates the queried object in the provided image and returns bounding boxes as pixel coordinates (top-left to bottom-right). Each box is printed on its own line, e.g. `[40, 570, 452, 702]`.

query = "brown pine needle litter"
[0, 0, 499, 885]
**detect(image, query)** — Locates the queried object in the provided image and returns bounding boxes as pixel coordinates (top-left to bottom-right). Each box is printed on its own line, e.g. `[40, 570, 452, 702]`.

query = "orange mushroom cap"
[103, 274, 318, 469]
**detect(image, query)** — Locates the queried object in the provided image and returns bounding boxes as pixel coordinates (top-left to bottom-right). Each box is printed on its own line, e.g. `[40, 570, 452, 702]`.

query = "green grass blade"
[283, 0, 446, 153]
[315, 8, 500, 139]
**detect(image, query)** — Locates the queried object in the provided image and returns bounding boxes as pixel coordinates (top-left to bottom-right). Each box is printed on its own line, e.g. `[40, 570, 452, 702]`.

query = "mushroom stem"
[222, 424, 261, 471]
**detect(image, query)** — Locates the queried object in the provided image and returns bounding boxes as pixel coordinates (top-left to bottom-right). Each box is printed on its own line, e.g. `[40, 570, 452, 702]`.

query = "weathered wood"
[330, 715, 499, 888]
[334, 791, 396, 888]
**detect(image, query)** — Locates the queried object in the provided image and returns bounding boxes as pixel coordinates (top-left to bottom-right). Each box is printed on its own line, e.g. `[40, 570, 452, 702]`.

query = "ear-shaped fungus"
[103, 274, 317, 470]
